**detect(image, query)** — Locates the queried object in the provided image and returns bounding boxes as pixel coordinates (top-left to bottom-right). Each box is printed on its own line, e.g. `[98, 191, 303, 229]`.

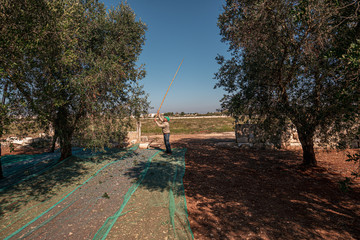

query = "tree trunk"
[0, 145, 3, 179]
[0, 82, 8, 178]
[50, 130, 57, 153]
[56, 107, 74, 161]
[298, 131, 317, 166]
[59, 133, 72, 161]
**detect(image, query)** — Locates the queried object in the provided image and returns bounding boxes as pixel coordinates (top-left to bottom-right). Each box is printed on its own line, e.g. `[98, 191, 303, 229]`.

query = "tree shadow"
[0, 148, 128, 216]
[172, 137, 360, 239]
[124, 149, 186, 196]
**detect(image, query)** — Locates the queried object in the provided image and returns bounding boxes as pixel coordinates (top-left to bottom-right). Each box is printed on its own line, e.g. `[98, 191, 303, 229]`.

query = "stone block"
[139, 142, 149, 149]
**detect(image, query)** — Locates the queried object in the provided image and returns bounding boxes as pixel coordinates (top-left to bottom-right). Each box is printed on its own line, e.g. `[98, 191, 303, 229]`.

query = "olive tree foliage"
[340, 21, 360, 189]
[0, 0, 55, 177]
[215, 0, 360, 166]
[1, 0, 148, 161]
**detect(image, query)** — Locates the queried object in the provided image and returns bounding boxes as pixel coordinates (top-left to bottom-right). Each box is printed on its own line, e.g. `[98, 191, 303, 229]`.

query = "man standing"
[154, 112, 172, 154]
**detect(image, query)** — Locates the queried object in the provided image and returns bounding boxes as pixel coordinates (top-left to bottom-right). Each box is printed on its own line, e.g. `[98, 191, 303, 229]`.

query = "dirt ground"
[149, 132, 360, 240]
[2, 132, 360, 239]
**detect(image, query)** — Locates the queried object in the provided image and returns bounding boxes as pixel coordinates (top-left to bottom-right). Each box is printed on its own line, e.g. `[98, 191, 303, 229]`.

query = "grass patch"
[140, 117, 235, 135]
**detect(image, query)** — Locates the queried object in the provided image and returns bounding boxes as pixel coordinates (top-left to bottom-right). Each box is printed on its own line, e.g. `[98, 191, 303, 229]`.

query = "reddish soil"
[1, 144, 50, 155]
[151, 133, 360, 240]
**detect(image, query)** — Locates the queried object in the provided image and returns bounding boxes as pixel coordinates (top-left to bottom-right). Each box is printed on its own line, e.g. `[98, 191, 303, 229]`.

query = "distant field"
[4, 116, 235, 138]
[140, 117, 235, 135]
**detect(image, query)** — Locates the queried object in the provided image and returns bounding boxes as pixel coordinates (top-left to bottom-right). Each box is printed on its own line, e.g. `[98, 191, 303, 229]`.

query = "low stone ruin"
[235, 124, 360, 150]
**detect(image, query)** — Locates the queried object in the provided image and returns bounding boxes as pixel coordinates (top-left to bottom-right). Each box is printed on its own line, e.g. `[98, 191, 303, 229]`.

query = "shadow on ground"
[172, 137, 360, 240]
[0, 148, 127, 216]
[124, 149, 186, 195]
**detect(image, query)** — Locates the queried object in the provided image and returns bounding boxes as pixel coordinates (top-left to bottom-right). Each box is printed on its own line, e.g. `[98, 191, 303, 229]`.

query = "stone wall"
[235, 124, 360, 149]
[235, 124, 256, 147]
[126, 121, 141, 146]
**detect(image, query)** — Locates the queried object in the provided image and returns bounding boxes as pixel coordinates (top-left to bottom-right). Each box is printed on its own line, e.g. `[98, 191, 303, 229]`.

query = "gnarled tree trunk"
[298, 130, 317, 166]
[50, 129, 58, 153]
[59, 131, 72, 161]
[0, 82, 8, 178]
[0, 148, 3, 179]
[55, 107, 74, 161]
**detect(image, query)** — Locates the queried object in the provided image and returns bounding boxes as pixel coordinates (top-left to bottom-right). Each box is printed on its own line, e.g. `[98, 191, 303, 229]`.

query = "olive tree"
[215, 0, 360, 166]
[1, 0, 148, 161]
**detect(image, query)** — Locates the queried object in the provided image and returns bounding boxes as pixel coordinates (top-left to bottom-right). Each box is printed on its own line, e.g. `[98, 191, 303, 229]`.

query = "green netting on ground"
[1, 146, 142, 240]
[94, 148, 194, 240]
[0, 148, 99, 192]
[1, 148, 193, 240]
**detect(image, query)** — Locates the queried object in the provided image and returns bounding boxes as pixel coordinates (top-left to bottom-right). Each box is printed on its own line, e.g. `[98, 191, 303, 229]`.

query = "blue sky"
[102, 0, 230, 113]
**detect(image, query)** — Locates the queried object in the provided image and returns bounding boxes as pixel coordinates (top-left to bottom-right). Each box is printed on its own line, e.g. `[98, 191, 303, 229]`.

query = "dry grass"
[140, 117, 235, 135]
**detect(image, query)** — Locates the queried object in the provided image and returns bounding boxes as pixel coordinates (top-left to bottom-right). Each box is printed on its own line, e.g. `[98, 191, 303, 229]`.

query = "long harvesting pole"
[157, 59, 184, 114]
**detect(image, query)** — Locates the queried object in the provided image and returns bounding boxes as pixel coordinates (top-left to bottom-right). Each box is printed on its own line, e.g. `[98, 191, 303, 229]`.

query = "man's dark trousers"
[164, 133, 171, 153]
